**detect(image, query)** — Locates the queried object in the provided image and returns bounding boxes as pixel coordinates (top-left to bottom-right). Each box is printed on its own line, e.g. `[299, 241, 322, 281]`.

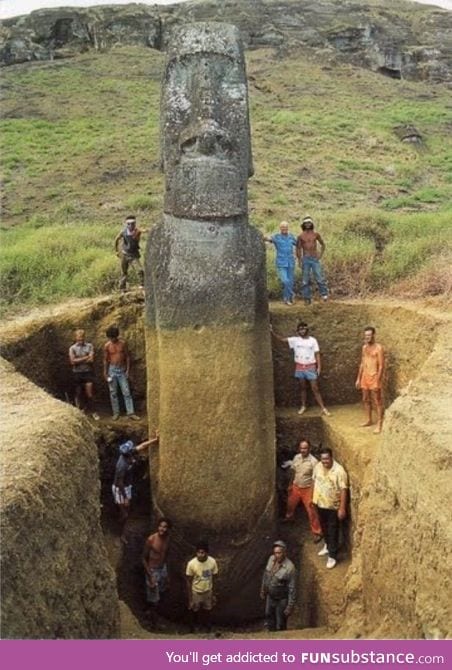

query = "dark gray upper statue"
[161, 22, 253, 220]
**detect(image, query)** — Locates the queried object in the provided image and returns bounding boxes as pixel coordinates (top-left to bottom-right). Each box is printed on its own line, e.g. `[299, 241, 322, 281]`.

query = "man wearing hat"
[296, 216, 329, 305]
[260, 540, 296, 631]
[112, 433, 158, 543]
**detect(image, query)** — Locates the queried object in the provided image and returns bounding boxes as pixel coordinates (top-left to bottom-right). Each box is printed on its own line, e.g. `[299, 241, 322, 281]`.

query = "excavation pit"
[1, 295, 451, 639]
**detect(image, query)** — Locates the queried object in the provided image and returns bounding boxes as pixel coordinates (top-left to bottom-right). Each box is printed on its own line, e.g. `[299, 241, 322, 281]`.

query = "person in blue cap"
[112, 432, 159, 543]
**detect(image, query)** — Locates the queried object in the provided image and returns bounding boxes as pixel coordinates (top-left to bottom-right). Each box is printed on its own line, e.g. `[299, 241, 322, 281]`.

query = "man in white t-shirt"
[271, 321, 330, 416]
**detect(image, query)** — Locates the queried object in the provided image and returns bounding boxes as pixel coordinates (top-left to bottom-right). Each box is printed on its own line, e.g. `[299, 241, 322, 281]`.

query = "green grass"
[0, 45, 451, 314]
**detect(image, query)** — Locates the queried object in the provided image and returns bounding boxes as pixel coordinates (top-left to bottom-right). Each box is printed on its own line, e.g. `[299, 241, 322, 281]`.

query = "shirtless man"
[103, 325, 139, 420]
[142, 517, 172, 620]
[296, 216, 328, 305]
[355, 326, 385, 434]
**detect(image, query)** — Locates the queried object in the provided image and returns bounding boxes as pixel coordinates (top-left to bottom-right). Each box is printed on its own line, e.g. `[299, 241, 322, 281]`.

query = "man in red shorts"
[355, 326, 385, 434]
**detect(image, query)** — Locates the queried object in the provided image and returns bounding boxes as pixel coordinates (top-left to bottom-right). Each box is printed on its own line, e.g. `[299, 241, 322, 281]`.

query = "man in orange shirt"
[355, 326, 385, 434]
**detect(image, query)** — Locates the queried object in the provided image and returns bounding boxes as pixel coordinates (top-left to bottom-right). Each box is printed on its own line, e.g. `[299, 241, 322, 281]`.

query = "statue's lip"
[176, 155, 238, 168]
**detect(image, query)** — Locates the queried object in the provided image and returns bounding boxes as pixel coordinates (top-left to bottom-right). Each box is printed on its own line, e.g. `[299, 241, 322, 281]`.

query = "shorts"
[295, 368, 318, 381]
[73, 371, 94, 386]
[360, 375, 381, 391]
[145, 565, 168, 604]
[112, 484, 132, 505]
[190, 589, 214, 611]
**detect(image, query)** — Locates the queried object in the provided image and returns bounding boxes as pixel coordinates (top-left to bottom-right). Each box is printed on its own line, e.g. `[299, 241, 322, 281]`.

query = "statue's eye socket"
[181, 138, 197, 153]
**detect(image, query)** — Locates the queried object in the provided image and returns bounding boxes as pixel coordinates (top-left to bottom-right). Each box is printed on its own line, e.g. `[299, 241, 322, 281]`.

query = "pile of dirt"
[0, 358, 119, 639]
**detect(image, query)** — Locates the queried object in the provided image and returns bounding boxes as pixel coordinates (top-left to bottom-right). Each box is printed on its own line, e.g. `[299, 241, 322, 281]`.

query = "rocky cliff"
[1, 0, 451, 83]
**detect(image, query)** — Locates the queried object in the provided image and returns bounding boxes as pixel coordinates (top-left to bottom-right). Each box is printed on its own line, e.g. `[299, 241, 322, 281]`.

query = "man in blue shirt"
[264, 221, 297, 305]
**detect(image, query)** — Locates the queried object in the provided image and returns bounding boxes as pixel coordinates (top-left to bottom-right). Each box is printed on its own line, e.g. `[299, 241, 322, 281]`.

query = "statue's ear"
[248, 140, 254, 177]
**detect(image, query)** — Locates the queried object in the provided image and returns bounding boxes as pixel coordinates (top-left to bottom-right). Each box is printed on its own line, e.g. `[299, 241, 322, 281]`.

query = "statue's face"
[161, 24, 252, 219]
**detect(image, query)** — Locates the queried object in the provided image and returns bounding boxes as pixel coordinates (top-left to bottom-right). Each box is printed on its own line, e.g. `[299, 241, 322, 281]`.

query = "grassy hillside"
[1, 45, 451, 314]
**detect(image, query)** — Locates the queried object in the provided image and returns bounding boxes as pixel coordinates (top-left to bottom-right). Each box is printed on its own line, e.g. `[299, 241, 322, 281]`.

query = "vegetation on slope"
[1, 45, 451, 314]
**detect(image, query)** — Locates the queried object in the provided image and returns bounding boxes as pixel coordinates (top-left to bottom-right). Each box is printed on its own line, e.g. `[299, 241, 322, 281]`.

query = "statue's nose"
[197, 126, 218, 155]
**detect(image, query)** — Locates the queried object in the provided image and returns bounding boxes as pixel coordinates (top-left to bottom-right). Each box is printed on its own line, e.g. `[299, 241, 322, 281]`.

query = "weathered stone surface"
[0, 358, 119, 639]
[145, 22, 275, 621]
[1, 1, 451, 83]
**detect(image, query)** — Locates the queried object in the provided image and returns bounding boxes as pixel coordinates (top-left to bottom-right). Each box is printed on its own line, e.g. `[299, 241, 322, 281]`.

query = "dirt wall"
[271, 301, 438, 408]
[358, 323, 452, 638]
[0, 358, 119, 639]
[0, 294, 146, 413]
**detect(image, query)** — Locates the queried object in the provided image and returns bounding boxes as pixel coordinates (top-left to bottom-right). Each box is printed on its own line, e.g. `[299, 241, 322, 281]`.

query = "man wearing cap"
[296, 216, 328, 305]
[260, 540, 296, 632]
[112, 433, 159, 543]
[264, 222, 297, 305]
[114, 215, 147, 291]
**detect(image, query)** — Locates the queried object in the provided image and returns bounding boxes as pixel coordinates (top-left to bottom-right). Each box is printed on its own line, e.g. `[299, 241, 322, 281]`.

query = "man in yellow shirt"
[186, 541, 219, 632]
[312, 447, 348, 569]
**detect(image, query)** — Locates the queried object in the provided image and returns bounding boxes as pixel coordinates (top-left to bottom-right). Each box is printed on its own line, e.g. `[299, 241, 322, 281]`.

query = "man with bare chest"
[142, 518, 172, 616]
[103, 325, 139, 420]
[296, 216, 329, 305]
[355, 326, 385, 434]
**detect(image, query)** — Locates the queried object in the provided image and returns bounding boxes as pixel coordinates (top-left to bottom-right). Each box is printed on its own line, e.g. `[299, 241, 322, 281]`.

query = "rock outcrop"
[1, 0, 451, 83]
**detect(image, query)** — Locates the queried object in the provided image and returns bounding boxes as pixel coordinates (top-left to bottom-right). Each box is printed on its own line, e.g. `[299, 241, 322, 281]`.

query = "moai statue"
[145, 22, 275, 621]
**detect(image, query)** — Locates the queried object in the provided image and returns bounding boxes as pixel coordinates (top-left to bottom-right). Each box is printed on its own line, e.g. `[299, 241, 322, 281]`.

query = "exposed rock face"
[1, 1, 451, 83]
[0, 358, 119, 639]
[144, 22, 275, 621]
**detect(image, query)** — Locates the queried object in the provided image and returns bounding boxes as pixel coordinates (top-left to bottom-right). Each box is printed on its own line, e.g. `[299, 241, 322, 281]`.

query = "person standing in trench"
[112, 434, 158, 543]
[142, 517, 172, 624]
[271, 321, 331, 416]
[312, 447, 348, 570]
[261, 540, 296, 632]
[68, 328, 99, 421]
[282, 438, 323, 543]
[103, 325, 140, 421]
[185, 541, 219, 633]
[355, 326, 385, 434]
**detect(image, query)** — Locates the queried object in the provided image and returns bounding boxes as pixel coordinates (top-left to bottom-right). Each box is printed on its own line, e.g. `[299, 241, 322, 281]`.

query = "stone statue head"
[161, 22, 253, 220]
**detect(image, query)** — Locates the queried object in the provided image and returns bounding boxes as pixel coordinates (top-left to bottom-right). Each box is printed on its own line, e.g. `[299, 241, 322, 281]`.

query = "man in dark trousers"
[261, 540, 296, 631]
[115, 215, 146, 291]
[312, 447, 348, 569]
